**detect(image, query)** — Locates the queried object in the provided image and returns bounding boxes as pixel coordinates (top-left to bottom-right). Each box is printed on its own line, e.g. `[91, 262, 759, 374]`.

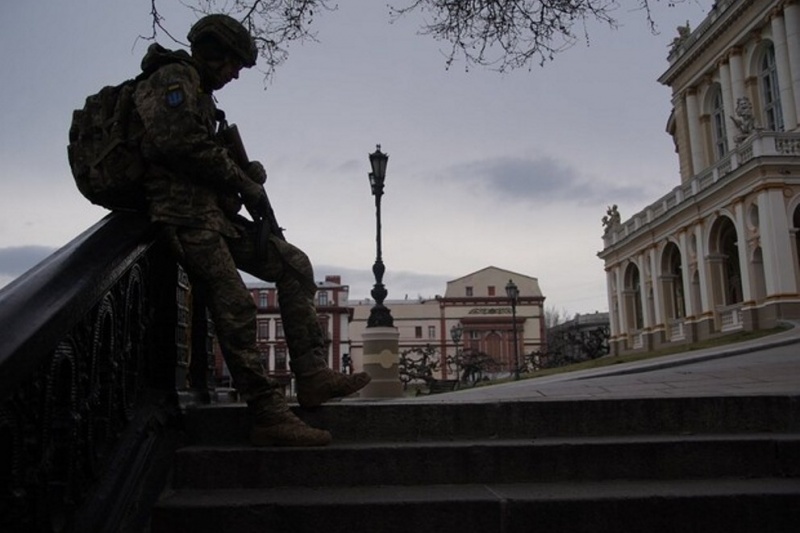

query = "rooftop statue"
[669, 21, 692, 54]
[602, 204, 621, 234]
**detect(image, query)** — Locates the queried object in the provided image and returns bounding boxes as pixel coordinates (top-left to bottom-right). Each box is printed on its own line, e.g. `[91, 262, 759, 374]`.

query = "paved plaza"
[408, 321, 800, 403]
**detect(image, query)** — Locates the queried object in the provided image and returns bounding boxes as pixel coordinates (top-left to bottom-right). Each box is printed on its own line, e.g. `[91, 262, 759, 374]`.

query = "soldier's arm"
[133, 63, 250, 191]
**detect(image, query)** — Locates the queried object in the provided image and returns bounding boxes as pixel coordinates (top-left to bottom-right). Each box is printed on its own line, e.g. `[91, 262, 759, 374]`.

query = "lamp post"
[505, 279, 520, 380]
[367, 144, 393, 328]
[450, 323, 463, 383]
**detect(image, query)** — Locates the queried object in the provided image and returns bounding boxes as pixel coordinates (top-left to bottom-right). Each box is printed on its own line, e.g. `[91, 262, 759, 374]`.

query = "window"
[259, 347, 270, 370]
[465, 286, 473, 297]
[318, 317, 330, 342]
[258, 290, 268, 308]
[317, 291, 328, 307]
[415, 326, 422, 339]
[760, 44, 784, 131]
[275, 320, 284, 339]
[488, 285, 495, 296]
[711, 85, 727, 159]
[428, 326, 436, 339]
[257, 319, 269, 340]
[274, 346, 287, 371]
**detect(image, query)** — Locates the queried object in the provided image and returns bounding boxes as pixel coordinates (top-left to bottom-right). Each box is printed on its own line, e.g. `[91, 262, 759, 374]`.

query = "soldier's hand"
[246, 161, 267, 185]
[219, 191, 243, 216]
[240, 179, 269, 219]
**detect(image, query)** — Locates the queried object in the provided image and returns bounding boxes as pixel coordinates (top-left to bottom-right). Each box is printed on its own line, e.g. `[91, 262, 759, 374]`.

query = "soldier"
[132, 14, 370, 446]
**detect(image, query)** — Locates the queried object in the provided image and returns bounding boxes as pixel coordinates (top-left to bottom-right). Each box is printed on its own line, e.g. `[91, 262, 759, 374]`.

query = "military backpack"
[67, 74, 149, 211]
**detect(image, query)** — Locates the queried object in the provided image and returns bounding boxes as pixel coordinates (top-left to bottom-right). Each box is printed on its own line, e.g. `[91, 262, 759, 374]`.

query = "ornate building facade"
[598, 0, 800, 354]
[349, 266, 546, 379]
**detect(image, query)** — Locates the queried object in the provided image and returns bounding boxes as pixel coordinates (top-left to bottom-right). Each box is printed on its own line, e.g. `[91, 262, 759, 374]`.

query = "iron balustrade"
[0, 211, 214, 533]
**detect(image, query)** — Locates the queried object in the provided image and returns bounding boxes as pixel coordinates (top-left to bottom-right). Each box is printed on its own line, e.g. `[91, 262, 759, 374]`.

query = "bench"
[428, 379, 459, 394]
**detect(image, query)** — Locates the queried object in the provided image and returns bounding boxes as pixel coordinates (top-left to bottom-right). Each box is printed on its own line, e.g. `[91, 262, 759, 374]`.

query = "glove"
[246, 160, 267, 185]
[239, 177, 269, 219]
[218, 191, 243, 216]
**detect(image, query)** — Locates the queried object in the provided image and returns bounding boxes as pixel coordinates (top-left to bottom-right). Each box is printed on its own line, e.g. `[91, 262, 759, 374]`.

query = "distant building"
[215, 275, 352, 385]
[217, 267, 546, 384]
[546, 312, 610, 364]
[349, 266, 546, 379]
[598, 0, 800, 354]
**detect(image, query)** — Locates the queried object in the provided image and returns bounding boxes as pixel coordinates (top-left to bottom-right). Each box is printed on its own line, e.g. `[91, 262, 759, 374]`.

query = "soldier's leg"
[168, 226, 330, 446]
[229, 223, 370, 407]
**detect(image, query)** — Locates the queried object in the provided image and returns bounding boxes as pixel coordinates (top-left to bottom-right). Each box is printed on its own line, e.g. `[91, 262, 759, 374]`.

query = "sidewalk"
[408, 321, 800, 402]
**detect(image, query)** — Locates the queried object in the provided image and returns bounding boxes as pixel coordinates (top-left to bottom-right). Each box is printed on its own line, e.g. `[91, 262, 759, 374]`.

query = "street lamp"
[450, 323, 463, 382]
[505, 279, 520, 380]
[367, 144, 393, 328]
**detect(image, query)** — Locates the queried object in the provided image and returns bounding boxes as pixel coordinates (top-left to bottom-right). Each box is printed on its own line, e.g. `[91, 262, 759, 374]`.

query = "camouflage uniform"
[133, 44, 333, 407]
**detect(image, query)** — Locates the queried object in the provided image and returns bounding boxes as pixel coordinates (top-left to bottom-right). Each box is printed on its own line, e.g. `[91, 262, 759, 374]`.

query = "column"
[771, 9, 798, 130]
[729, 47, 746, 105]
[733, 201, 753, 302]
[784, 0, 800, 127]
[648, 248, 663, 327]
[695, 221, 712, 314]
[758, 187, 799, 295]
[685, 88, 704, 175]
[719, 59, 737, 149]
[678, 230, 695, 317]
[616, 266, 629, 336]
[606, 267, 619, 337]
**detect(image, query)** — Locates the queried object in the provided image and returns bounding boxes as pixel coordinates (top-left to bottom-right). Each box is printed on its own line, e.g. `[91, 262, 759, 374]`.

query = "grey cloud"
[447, 156, 649, 206]
[0, 246, 55, 276]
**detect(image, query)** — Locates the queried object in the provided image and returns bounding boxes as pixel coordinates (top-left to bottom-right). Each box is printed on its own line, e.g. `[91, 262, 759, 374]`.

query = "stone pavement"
[407, 321, 800, 403]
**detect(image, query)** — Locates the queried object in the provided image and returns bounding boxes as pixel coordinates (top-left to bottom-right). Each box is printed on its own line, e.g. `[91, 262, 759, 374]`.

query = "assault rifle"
[216, 112, 285, 242]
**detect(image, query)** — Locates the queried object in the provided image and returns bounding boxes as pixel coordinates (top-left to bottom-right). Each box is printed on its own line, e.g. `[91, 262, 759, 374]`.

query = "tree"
[398, 344, 441, 390]
[148, 0, 685, 81]
[544, 305, 571, 329]
[544, 319, 610, 367]
[451, 347, 500, 385]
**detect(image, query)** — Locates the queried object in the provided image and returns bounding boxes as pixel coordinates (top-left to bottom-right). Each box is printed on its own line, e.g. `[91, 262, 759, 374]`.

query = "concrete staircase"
[151, 395, 800, 533]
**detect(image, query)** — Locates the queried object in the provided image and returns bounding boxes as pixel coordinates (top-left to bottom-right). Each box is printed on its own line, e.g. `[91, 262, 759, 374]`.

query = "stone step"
[183, 395, 800, 445]
[151, 478, 800, 533]
[171, 434, 800, 490]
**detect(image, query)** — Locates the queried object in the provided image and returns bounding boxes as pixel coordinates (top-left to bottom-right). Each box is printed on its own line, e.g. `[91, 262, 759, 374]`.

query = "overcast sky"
[0, 0, 710, 315]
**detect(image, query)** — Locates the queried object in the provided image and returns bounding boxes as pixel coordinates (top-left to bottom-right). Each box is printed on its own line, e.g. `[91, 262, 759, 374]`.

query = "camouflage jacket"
[133, 44, 249, 237]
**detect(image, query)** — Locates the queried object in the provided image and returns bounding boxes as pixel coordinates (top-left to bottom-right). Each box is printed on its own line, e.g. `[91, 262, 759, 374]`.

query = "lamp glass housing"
[369, 145, 388, 185]
[450, 323, 463, 343]
[505, 279, 519, 301]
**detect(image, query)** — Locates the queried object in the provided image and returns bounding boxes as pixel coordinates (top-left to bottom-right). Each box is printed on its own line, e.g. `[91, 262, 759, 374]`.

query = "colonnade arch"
[708, 216, 743, 307]
[660, 242, 685, 321]
[623, 263, 644, 332]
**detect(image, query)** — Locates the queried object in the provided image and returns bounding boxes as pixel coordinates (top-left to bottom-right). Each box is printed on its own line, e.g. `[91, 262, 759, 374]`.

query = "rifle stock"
[218, 122, 285, 241]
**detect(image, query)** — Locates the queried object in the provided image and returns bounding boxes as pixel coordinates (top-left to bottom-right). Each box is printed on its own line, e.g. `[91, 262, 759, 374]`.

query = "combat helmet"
[188, 14, 257, 68]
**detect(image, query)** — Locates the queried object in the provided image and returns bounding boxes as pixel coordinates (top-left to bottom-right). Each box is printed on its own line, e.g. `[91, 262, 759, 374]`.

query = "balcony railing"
[718, 304, 744, 332]
[668, 319, 686, 342]
[0, 212, 214, 533]
[602, 131, 800, 249]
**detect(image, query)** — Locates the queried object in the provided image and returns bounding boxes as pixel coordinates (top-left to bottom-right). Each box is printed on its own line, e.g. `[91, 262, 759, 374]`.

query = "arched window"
[711, 85, 727, 159]
[760, 44, 784, 131]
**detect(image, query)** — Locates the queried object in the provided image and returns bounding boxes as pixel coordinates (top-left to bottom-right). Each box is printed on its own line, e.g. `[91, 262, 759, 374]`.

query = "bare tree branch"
[144, 0, 686, 83]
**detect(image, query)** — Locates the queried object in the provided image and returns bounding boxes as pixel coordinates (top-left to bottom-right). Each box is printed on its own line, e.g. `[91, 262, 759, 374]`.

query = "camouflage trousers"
[165, 220, 328, 402]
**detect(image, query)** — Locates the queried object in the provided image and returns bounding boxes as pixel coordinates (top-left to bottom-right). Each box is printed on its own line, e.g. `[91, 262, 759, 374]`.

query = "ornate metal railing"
[0, 211, 213, 533]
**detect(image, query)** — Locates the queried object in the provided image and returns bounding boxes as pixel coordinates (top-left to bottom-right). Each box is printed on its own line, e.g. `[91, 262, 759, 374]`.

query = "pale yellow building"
[599, 0, 800, 354]
[349, 266, 546, 379]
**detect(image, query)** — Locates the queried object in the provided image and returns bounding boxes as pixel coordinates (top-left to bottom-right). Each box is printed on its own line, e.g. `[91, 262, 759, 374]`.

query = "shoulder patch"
[165, 83, 185, 108]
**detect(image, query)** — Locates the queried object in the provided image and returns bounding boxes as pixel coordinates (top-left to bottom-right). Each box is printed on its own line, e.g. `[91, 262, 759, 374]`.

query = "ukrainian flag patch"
[165, 83, 185, 107]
